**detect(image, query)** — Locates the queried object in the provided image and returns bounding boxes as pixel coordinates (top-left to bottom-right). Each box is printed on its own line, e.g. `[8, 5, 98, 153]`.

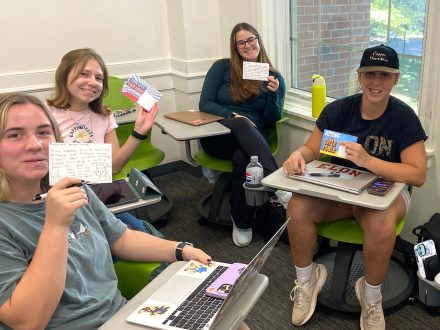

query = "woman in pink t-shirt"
[46, 48, 158, 233]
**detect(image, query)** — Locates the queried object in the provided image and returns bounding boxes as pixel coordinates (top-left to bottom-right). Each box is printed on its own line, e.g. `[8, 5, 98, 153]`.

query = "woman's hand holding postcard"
[320, 129, 358, 158]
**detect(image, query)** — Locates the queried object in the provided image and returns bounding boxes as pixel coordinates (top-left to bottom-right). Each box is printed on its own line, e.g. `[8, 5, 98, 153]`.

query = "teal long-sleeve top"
[199, 58, 285, 130]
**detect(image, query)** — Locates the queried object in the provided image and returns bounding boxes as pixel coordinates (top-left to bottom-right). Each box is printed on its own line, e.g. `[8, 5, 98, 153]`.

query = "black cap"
[357, 44, 399, 74]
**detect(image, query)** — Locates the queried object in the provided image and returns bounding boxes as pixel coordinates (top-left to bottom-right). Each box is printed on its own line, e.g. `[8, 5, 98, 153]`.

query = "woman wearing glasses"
[199, 22, 286, 247]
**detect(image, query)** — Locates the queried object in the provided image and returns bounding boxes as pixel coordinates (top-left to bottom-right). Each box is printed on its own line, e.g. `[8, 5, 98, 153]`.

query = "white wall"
[2, 0, 438, 241]
[0, 0, 259, 164]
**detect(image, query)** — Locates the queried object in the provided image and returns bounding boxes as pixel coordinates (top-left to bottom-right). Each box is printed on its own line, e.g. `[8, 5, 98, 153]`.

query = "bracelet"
[175, 242, 193, 261]
[131, 130, 147, 140]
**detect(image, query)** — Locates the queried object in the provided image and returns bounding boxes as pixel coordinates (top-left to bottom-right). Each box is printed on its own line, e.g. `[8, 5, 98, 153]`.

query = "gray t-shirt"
[0, 185, 127, 329]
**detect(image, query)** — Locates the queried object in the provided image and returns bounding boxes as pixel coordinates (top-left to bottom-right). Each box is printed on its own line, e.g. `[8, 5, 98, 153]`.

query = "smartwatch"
[131, 130, 147, 140]
[229, 112, 237, 118]
[175, 242, 193, 261]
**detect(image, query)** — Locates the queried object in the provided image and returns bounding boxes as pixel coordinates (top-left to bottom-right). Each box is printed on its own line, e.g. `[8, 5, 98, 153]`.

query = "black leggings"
[200, 118, 278, 228]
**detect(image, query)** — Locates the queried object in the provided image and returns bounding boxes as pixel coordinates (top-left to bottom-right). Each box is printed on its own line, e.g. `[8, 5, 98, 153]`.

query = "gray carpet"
[143, 171, 439, 329]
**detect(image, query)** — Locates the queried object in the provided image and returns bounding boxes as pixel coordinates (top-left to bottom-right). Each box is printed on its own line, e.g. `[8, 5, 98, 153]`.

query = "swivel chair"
[103, 76, 172, 224]
[114, 260, 162, 299]
[193, 114, 288, 226]
[315, 195, 415, 312]
[103, 76, 165, 179]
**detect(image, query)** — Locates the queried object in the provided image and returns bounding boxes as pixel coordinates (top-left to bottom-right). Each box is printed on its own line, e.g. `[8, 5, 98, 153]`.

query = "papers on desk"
[49, 143, 112, 185]
[289, 160, 377, 194]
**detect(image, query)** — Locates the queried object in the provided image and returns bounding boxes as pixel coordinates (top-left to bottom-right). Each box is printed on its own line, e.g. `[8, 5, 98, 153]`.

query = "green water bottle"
[312, 74, 326, 118]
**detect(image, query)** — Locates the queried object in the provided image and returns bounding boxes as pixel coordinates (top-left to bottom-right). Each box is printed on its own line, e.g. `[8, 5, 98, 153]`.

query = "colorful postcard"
[120, 74, 161, 111]
[242, 61, 269, 81]
[320, 129, 358, 159]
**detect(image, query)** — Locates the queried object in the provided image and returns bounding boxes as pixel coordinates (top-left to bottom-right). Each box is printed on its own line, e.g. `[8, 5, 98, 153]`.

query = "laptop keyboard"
[163, 265, 228, 330]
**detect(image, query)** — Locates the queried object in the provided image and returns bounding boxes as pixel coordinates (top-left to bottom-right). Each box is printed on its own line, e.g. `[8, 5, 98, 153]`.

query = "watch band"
[175, 242, 193, 261]
[131, 130, 148, 140]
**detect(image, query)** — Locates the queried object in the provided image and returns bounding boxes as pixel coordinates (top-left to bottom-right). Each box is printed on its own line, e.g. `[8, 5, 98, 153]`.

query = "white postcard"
[242, 61, 269, 81]
[49, 143, 112, 185]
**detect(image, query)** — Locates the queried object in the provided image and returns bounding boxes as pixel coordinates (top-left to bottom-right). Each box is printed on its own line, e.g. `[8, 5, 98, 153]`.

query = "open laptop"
[126, 218, 290, 329]
[290, 160, 377, 194]
[165, 110, 223, 126]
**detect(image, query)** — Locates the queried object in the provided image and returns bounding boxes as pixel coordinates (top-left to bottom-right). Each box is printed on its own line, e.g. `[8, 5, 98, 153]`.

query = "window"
[290, 0, 427, 112]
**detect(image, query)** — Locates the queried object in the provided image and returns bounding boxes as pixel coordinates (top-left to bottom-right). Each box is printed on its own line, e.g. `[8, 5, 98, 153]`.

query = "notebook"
[126, 218, 290, 329]
[289, 160, 377, 194]
[165, 110, 223, 126]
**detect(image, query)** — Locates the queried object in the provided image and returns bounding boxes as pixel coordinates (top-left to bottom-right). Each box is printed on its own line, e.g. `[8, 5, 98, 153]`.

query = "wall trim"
[0, 57, 218, 95]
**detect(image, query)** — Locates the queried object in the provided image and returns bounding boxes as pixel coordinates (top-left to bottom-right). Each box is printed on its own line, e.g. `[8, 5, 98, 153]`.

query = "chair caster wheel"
[407, 296, 415, 305]
[199, 217, 208, 226]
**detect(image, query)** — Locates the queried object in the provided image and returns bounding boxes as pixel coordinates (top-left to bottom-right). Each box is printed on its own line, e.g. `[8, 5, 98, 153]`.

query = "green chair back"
[104, 76, 136, 110]
[114, 260, 161, 299]
[103, 76, 165, 179]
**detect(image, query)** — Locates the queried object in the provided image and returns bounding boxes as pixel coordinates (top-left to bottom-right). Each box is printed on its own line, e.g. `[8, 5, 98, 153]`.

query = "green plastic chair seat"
[194, 115, 287, 172]
[114, 260, 161, 299]
[193, 151, 233, 173]
[317, 216, 406, 244]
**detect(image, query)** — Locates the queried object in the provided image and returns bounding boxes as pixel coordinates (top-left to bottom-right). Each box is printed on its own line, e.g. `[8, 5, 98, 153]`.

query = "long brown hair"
[47, 48, 111, 116]
[0, 93, 62, 201]
[229, 22, 278, 103]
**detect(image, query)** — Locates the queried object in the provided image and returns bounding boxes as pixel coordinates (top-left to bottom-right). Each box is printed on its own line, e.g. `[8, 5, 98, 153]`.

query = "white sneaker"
[290, 263, 327, 326]
[275, 190, 292, 208]
[355, 277, 385, 330]
[231, 216, 252, 247]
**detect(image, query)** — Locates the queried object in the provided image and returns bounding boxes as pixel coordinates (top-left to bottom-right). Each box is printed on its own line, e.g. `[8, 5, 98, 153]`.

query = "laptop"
[165, 110, 223, 126]
[289, 160, 377, 195]
[126, 218, 290, 329]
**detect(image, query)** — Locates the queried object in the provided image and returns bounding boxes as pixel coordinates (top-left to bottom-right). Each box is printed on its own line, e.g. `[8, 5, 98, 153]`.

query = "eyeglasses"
[236, 36, 259, 49]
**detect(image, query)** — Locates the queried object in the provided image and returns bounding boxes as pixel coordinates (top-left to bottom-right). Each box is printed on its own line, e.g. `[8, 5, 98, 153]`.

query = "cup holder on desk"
[243, 184, 275, 207]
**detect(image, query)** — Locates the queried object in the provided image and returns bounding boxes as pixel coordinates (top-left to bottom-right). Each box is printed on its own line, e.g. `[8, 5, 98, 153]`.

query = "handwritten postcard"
[49, 143, 112, 185]
[120, 74, 161, 111]
[320, 129, 358, 159]
[242, 61, 269, 81]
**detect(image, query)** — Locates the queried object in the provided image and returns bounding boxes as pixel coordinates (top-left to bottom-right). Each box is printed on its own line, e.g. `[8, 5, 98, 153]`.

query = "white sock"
[295, 264, 313, 285]
[364, 280, 382, 304]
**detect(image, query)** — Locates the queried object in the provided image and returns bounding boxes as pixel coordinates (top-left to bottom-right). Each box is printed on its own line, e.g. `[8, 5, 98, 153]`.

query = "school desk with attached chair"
[154, 113, 232, 225]
[103, 76, 172, 224]
[261, 168, 415, 312]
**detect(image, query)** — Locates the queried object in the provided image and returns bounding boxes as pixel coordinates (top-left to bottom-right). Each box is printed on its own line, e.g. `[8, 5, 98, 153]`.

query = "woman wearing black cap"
[283, 45, 427, 329]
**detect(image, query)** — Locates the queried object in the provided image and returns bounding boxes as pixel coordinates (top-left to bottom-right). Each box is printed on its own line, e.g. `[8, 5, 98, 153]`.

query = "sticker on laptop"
[320, 129, 358, 159]
[127, 298, 174, 324]
[176, 261, 217, 279]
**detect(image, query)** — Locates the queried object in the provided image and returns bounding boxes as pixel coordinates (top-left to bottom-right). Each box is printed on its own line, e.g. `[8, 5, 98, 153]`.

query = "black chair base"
[135, 192, 174, 225]
[315, 241, 415, 312]
[197, 172, 232, 226]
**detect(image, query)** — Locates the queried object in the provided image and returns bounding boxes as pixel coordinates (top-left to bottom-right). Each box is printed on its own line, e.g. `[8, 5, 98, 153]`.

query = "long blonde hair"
[46, 48, 111, 116]
[0, 93, 62, 201]
[229, 22, 278, 103]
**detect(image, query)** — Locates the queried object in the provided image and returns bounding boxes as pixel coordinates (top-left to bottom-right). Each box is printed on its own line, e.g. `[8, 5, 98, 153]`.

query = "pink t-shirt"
[47, 105, 118, 143]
